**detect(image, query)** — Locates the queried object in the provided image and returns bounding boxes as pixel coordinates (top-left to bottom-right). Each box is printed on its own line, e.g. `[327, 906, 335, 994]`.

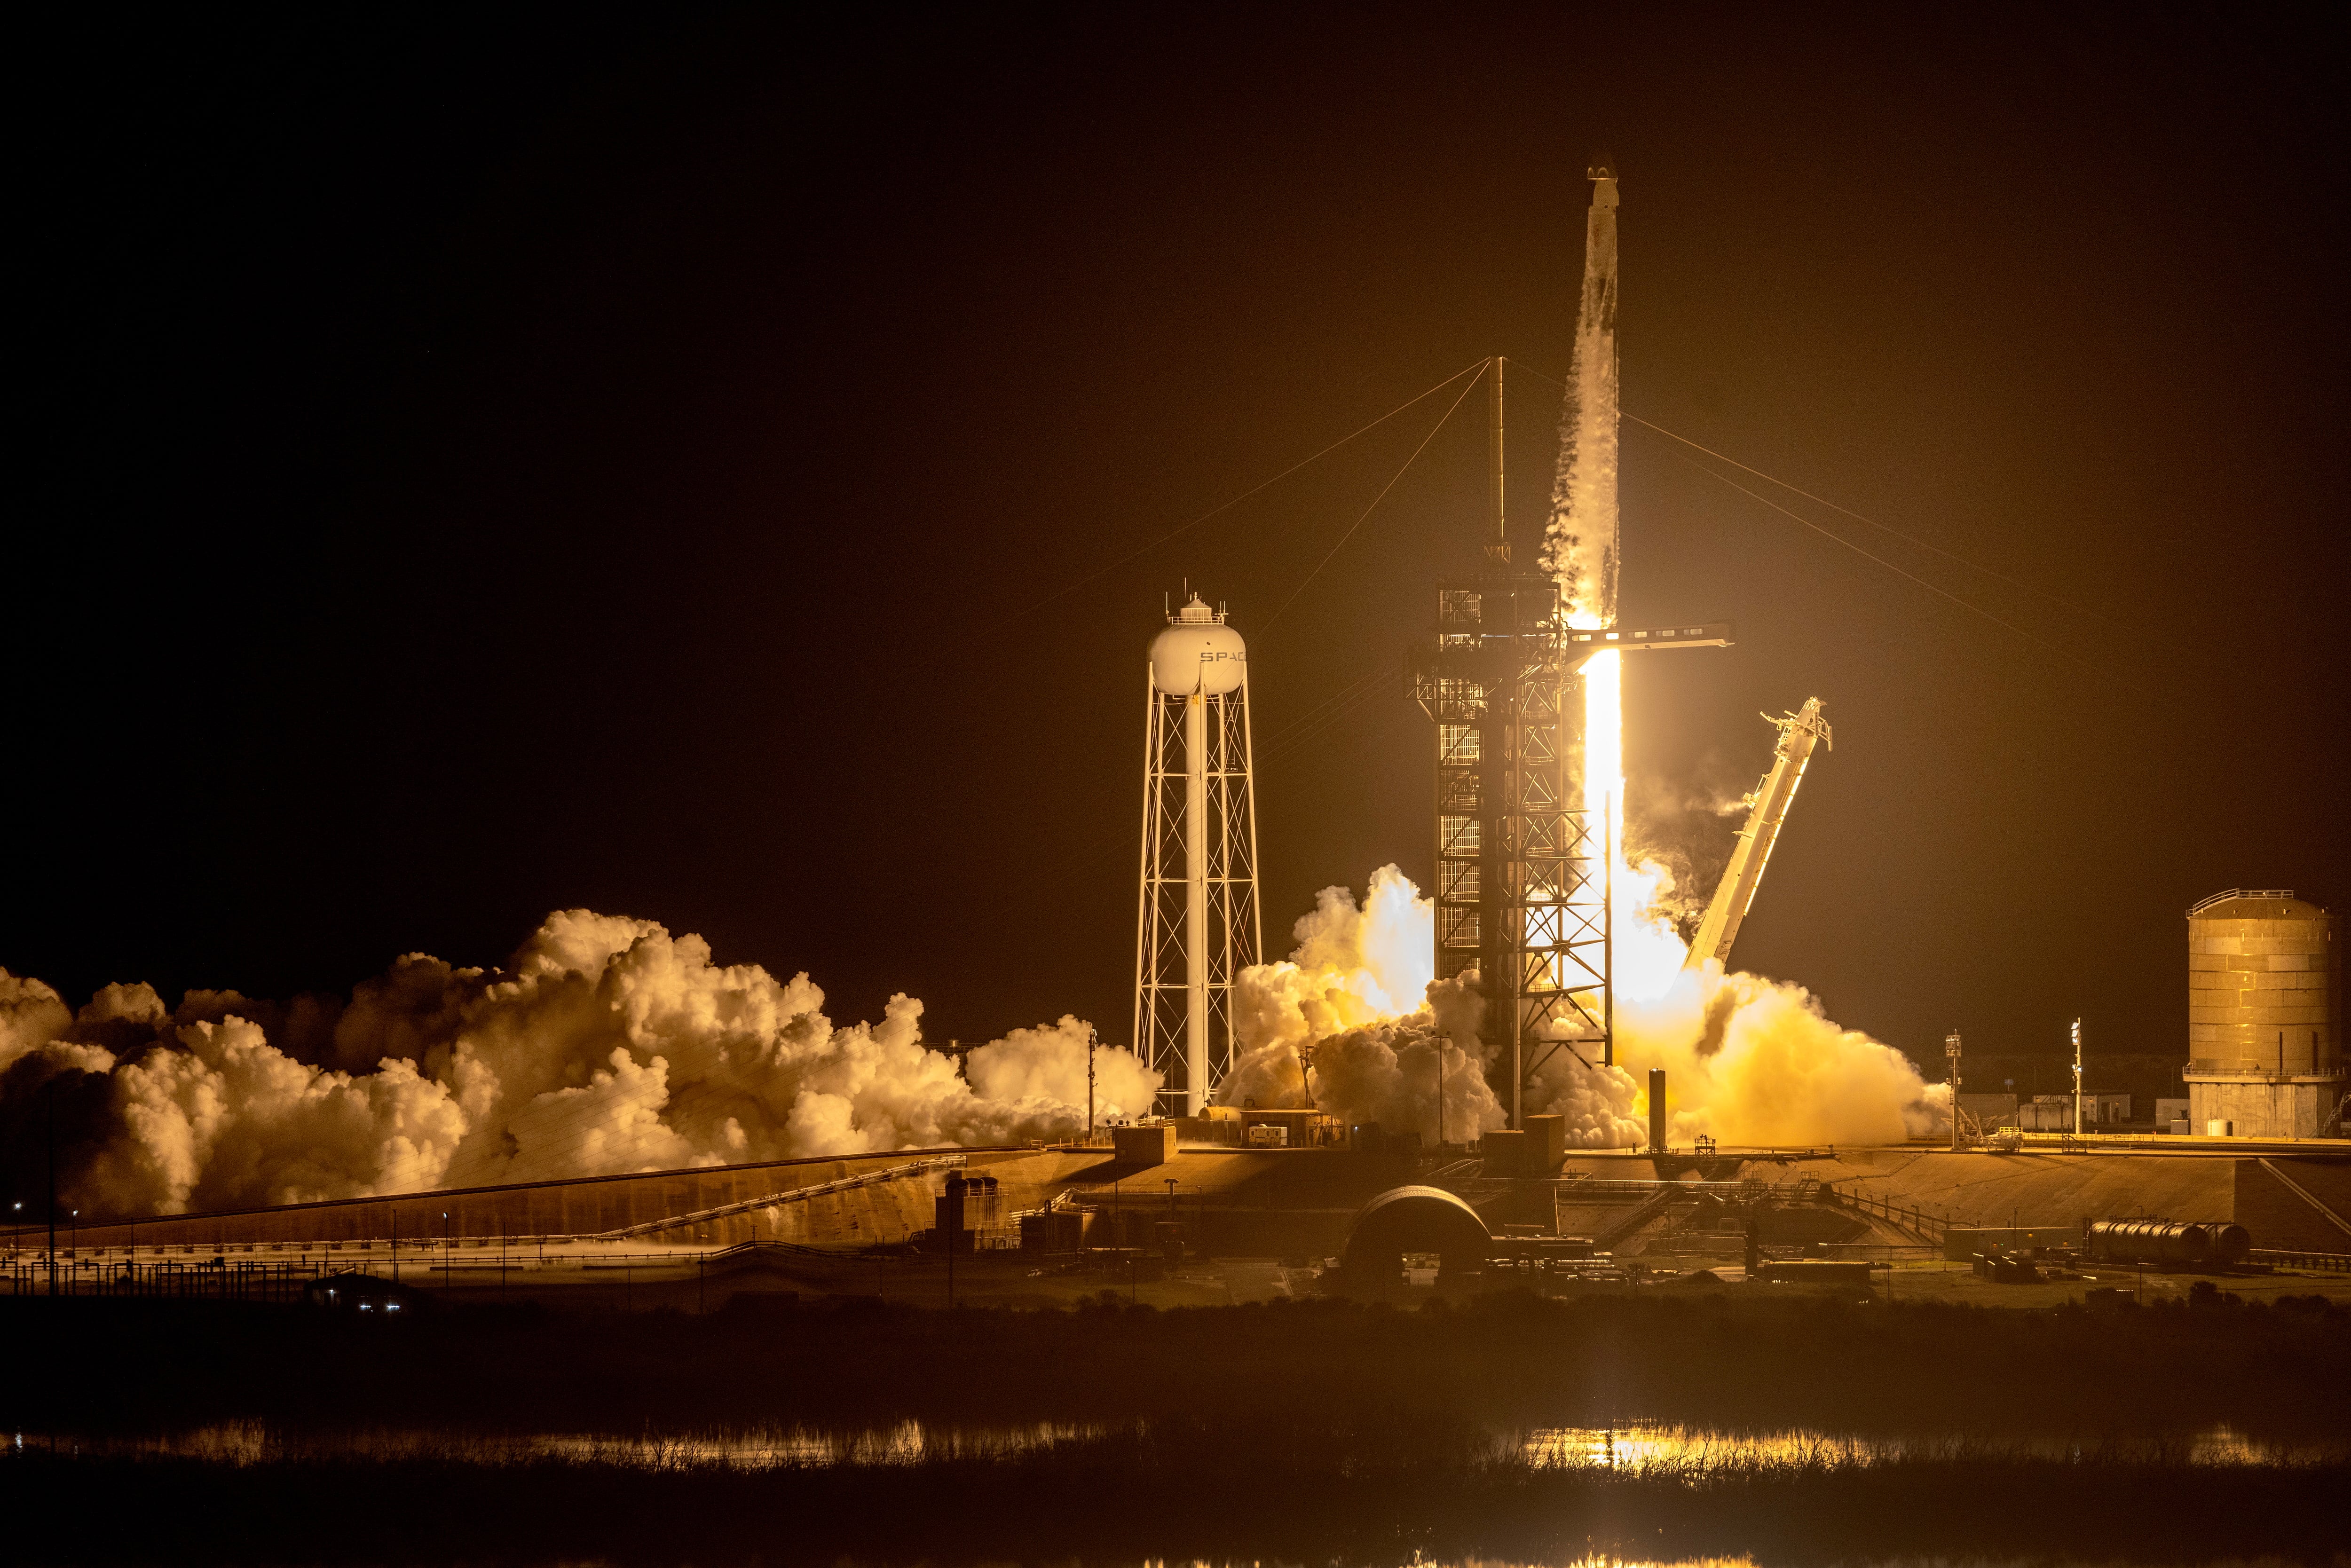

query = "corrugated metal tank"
[2086, 1218, 2252, 1266]
[2187, 891, 2339, 1077]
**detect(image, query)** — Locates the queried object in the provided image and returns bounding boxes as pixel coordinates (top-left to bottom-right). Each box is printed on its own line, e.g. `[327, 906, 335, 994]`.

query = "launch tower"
[1410, 363, 1727, 1123]
[1409, 555, 1601, 1115]
[1135, 595, 1262, 1117]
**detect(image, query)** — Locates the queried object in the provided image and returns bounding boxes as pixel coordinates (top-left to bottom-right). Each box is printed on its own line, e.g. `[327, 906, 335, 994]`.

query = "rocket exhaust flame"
[0, 166, 1952, 1208]
[1533, 161, 1938, 1148]
[1227, 160, 1944, 1151]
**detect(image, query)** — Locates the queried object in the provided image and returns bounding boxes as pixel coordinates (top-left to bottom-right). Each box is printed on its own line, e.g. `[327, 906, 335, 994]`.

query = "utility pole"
[2071, 1018, 2083, 1136]
[943, 1172, 962, 1308]
[1435, 1035, 1444, 1150]
[1945, 1031, 1963, 1153]
[46, 1079, 57, 1298]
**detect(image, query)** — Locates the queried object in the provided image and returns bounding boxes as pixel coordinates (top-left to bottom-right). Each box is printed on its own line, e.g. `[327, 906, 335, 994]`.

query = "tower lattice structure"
[1134, 597, 1262, 1118]
[1408, 570, 1612, 1126]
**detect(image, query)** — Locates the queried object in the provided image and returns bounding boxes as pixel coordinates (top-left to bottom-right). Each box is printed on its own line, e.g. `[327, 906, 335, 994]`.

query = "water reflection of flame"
[1517, 1421, 2341, 1471]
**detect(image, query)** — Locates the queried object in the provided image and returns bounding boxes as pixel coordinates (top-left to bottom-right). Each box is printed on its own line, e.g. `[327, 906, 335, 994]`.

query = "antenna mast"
[1485, 358, 1508, 565]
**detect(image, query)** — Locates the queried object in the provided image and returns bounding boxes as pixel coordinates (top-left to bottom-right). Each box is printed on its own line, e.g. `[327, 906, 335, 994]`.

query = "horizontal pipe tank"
[2086, 1218, 2251, 1267]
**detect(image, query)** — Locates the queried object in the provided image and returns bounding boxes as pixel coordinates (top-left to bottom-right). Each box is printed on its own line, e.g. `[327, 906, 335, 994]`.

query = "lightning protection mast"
[1135, 595, 1262, 1117]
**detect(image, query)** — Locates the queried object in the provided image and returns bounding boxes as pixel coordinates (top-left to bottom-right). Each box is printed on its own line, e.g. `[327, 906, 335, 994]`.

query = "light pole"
[1087, 1024, 1097, 1139]
[2071, 1019, 2083, 1136]
[1945, 1031, 1963, 1153]
[47, 1080, 57, 1298]
[442, 1212, 451, 1292]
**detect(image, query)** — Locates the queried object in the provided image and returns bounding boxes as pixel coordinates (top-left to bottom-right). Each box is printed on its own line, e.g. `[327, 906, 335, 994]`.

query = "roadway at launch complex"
[21, 1130, 2350, 1312]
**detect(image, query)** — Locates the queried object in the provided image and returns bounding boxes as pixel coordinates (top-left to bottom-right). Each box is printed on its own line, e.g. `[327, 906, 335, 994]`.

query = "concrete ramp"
[1837, 1152, 2235, 1230]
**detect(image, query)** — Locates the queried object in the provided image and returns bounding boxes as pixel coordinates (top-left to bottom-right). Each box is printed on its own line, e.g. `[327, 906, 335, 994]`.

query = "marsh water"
[8, 1293, 2344, 1562]
[20, 1416, 2346, 1470]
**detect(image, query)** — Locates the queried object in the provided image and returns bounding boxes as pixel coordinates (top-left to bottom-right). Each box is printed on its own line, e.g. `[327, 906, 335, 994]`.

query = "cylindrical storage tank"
[1150, 596, 1247, 695]
[2187, 892, 2340, 1077]
[2201, 1221, 2253, 1265]
[2087, 1219, 2219, 1266]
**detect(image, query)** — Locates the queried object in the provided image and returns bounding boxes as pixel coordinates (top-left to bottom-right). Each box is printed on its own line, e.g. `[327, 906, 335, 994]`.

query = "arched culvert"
[1340, 1185, 1492, 1284]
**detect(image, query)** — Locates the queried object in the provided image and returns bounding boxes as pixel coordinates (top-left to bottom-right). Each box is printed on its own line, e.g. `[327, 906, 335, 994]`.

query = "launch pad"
[1405, 357, 1734, 1124]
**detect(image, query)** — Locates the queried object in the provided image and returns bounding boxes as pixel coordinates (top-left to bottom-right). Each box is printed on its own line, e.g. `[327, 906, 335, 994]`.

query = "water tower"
[1134, 594, 1262, 1117]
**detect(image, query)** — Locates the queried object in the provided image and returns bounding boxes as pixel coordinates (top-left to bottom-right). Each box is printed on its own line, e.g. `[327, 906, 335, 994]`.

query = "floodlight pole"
[1945, 1031, 1963, 1153]
[47, 1080, 57, 1298]
[2071, 1019, 2083, 1136]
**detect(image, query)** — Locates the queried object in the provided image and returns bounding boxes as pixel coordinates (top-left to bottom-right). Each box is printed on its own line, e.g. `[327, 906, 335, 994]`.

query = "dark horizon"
[11, 7, 2345, 1068]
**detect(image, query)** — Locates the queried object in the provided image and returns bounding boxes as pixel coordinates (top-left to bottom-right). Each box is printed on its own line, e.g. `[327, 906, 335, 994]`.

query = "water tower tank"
[1150, 596, 1246, 695]
[2184, 890, 2342, 1138]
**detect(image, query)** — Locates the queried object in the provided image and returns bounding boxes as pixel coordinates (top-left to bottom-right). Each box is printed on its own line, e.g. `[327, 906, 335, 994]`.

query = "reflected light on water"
[19, 1418, 2343, 1473]
[1517, 1421, 2340, 1470]
[15, 1419, 1106, 1469]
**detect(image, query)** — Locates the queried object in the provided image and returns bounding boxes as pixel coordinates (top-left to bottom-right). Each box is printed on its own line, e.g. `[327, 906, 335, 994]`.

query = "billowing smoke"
[0, 912, 1157, 1216]
[1625, 760, 1757, 943]
[1221, 866, 1504, 1144]
[1221, 864, 1943, 1150]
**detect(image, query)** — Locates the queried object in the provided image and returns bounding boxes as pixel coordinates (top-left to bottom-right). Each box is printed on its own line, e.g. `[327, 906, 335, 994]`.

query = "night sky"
[13, 8, 2345, 1073]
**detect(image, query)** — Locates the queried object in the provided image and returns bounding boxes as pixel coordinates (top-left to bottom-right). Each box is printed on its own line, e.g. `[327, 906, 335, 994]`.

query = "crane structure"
[1683, 698, 1831, 972]
[1409, 360, 1728, 1125]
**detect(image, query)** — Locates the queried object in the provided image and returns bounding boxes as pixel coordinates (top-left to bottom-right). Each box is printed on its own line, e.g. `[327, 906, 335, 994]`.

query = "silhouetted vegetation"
[1, 1428, 2342, 1565]
[5, 1288, 2346, 1438]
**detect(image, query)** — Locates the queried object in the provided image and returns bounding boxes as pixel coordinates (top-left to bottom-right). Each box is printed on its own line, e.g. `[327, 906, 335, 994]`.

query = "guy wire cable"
[967, 357, 1492, 643]
[1261, 366, 1486, 631]
[1502, 355, 2182, 653]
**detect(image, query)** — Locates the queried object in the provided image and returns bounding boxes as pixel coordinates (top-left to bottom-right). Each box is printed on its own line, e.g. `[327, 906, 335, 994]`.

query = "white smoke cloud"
[0, 911, 1158, 1216]
[2, 970, 76, 1073]
[1221, 866, 1505, 1143]
[87, 1016, 467, 1213]
[1572, 856, 1946, 1147]
[1625, 966, 1944, 1145]
[966, 1016, 1159, 1123]
[1222, 864, 1941, 1152]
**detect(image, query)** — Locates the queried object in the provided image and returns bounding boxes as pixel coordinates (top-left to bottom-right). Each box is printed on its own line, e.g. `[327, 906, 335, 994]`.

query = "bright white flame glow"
[1577, 646, 1685, 1004]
